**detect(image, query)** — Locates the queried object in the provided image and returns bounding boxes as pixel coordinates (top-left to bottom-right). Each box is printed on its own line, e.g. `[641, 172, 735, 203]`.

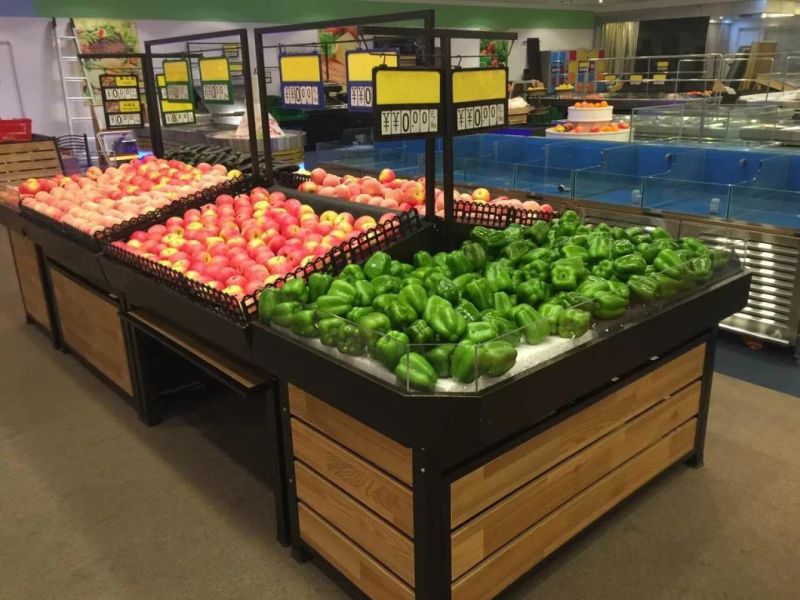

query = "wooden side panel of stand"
[7, 230, 50, 329]
[49, 268, 133, 395]
[289, 384, 412, 485]
[450, 343, 706, 527]
[452, 419, 697, 600]
[298, 504, 414, 600]
[0, 139, 61, 187]
[450, 380, 702, 579]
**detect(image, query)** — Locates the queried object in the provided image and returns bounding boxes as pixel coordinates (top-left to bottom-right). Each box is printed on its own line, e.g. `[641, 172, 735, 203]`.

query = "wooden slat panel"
[299, 503, 414, 600]
[450, 344, 705, 527]
[291, 418, 414, 536]
[50, 269, 133, 395]
[451, 380, 701, 579]
[128, 310, 263, 389]
[1, 168, 62, 184]
[0, 151, 59, 164]
[295, 462, 415, 585]
[0, 141, 57, 155]
[452, 419, 697, 600]
[289, 385, 413, 485]
[0, 158, 61, 171]
[7, 231, 49, 329]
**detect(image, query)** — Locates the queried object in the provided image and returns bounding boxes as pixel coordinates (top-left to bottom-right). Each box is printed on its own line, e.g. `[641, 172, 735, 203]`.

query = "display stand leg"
[413, 447, 450, 599]
[38, 246, 61, 350]
[686, 328, 718, 469]
[127, 324, 163, 426]
[264, 381, 290, 547]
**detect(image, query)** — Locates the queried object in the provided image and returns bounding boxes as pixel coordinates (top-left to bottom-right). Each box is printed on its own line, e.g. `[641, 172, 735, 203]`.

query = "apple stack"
[111, 187, 394, 301]
[546, 101, 630, 140]
[17, 156, 236, 237]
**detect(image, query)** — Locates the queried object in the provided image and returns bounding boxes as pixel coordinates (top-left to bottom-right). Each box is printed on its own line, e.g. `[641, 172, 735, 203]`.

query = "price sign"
[450, 67, 508, 135]
[653, 73, 667, 85]
[199, 57, 233, 104]
[578, 61, 589, 72]
[604, 74, 617, 82]
[345, 50, 398, 112]
[372, 67, 442, 140]
[157, 76, 194, 126]
[223, 43, 240, 59]
[656, 61, 669, 71]
[630, 74, 643, 86]
[279, 54, 324, 109]
[99, 74, 143, 129]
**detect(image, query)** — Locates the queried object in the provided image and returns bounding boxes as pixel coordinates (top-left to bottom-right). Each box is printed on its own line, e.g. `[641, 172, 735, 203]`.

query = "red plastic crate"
[0, 118, 32, 142]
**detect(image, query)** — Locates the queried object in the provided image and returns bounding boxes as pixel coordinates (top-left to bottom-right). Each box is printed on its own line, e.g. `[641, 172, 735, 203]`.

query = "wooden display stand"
[0, 138, 61, 191]
[7, 230, 53, 335]
[283, 342, 707, 599]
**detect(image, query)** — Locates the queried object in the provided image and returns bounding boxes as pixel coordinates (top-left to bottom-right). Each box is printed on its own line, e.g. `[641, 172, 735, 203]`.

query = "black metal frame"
[143, 29, 259, 170]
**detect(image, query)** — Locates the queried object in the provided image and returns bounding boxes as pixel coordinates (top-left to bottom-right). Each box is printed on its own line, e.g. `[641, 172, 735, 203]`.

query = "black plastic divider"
[273, 167, 309, 189]
[0, 203, 25, 233]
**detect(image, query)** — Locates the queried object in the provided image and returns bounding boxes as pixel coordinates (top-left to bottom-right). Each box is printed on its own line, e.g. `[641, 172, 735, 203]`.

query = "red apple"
[378, 168, 396, 183]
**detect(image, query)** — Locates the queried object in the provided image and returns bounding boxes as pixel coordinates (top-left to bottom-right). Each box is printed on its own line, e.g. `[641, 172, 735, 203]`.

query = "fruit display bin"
[251, 239, 749, 599]
[99, 183, 426, 363]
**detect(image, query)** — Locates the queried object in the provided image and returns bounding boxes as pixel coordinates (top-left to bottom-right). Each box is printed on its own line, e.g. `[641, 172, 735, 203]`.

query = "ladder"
[52, 18, 98, 161]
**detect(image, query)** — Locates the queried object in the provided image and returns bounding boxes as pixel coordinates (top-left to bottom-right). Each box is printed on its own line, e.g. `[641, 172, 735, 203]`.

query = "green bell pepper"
[517, 278, 549, 304]
[592, 292, 627, 320]
[611, 226, 627, 240]
[503, 240, 535, 264]
[386, 299, 418, 329]
[632, 233, 652, 245]
[307, 273, 333, 302]
[455, 299, 481, 323]
[485, 263, 513, 293]
[637, 242, 660, 264]
[628, 274, 659, 301]
[453, 273, 480, 293]
[528, 247, 554, 263]
[680, 237, 707, 255]
[464, 278, 494, 311]
[290, 309, 317, 337]
[588, 236, 613, 262]
[540, 303, 565, 335]
[395, 352, 437, 391]
[551, 264, 579, 291]
[577, 278, 610, 298]
[399, 282, 428, 315]
[371, 274, 402, 296]
[569, 234, 589, 248]
[357, 311, 392, 349]
[591, 259, 615, 280]
[346, 306, 374, 322]
[466, 321, 500, 344]
[337, 323, 366, 356]
[562, 244, 589, 261]
[652, 238, 678, 253]
[612, 238, 636, 258]
[481, 311, 521, 347]
[505, 224, 528, 242]
[318, 316, 342, 346]
[711, 248, 731, 269]
[375, 330, 409, 371]
[606, 280, 631, 303]
[478, 341, 517, 377]
[553, 257, 588, 279]
[461, 241, 487, 272]
[471, 226, 508, 254]
[686, 256, 713, 281]
[258, 288, 284, 322]
[272, 301, 302, 327]
[446, 250, 472, 277]
[513, 304, 550, 344]
[388, 260, 406, 278]
[413, 250, 435, 268]
[521, 259, 550, 281]
[433, 252, 450, 273]
[408, 266, 435, 282]
[528, 220, 549, 245]
[315, 295, 352, 318]
[653, 273, 680, 298]
[425, 272, 459, 304]
[425, 344, 455, 378]
[339, 264, 366, 282]
[653, 249, 686, 279]
[676, 249, 695, 264]
[651, 226, 673, 240]
[510, 269, 526, 292]
[372, 293, 399, 313]
[281, 277, 309, 303]
[329, 279, 357, 302]
[363, 251, 392, 280]
[595, 222, 612, 234]
[613, 253, 647, 281]
[405, 319, 435, 345]
[493, 292, 516, 319]
[451, 341, 479, 383]
[353, 280, 375, 307]
[557, 307, 592, 338]
[423, 295, 466, 343]
[624, 226, 644, 241]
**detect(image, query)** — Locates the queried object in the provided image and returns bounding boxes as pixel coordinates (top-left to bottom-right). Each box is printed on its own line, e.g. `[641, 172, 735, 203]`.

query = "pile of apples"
[111, 187, 391, 300]
[553, 121, 629, 134]
[17, 156, 235, 235]
[572, 101, 609, 108]
[296, 167, 552, 216]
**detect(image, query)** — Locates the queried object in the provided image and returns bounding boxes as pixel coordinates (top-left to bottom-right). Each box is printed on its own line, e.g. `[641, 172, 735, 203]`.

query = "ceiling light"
[598, 0, 603, 3]
[762, 12, 794, 18]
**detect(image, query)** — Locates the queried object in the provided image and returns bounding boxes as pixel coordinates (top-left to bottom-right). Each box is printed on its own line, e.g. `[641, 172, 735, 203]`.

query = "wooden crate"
[7, 230, 50, 331]
[0, 139, 61, 188]
[49, 266, 133, 395]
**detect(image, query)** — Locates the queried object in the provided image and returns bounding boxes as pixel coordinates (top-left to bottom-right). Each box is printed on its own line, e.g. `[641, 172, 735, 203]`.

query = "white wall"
[507, 28, 595, 81]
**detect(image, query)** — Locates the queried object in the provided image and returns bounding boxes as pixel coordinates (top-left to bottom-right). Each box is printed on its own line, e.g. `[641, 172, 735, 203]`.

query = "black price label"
[99, 74, 143, 130]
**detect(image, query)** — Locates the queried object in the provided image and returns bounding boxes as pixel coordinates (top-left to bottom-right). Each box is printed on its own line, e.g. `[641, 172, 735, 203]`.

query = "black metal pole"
[423, 11, 437, 222]
[441, 36, 455, 234]
[239, 30, 261, 180]
[255, 32, 275, 186]
[142, 43, 164, 158]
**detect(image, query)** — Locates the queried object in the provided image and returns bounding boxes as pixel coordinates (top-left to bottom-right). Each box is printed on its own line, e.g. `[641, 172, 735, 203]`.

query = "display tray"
[545, 127, 631, 141]
[252, 260, 750, 461]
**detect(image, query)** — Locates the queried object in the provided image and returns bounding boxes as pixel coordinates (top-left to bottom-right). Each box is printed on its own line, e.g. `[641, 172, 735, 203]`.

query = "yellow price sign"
[199, 57, 233, 104]
[656, 61, 669, 71]
[163, 59, 190, 83]
[653, 73, 667, 85]
[347, 51, 398, 82]
[118, 100, 141, 113]
[280, 54, 322, 83]
[452, 68, 506, 104]
[605, 74, 617, 82]
[630, 74, 643, 85]
[373, 67, 442, 139]
[115, 76, 138, 87]
[200, 57, 230, 82]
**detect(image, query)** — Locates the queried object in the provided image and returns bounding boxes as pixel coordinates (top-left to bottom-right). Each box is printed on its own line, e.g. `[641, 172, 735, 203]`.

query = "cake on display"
[546, 101, 631, 141]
